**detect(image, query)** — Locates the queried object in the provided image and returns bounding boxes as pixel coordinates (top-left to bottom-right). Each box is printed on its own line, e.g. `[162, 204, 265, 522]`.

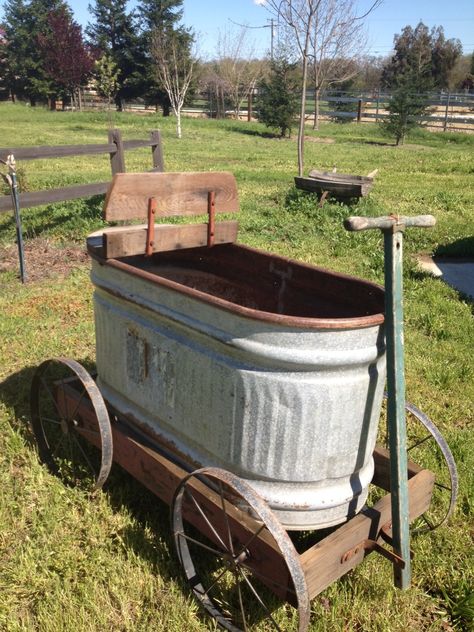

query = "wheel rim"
[380, 395, 458, 534]
[171, 467, 310, 632]
[30, 357, 112, 490]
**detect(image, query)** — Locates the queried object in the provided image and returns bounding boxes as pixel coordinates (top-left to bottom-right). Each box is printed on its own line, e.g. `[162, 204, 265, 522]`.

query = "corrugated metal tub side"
[89, 244, 386, 530]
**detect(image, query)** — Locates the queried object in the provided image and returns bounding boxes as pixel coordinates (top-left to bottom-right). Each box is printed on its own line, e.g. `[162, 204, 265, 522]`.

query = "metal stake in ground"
[344, 213, 436, 590]
[0, 154, 26, 283]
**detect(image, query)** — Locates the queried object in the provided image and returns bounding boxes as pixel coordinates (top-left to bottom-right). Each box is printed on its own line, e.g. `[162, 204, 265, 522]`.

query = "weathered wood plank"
[372, 445, 423, 492]
[301, 469, 434, 599]
[103, 171, 239, 221]
[102, 220, 239, 258]
[0, 143, 116, 161]
[0, 181, 109, 213]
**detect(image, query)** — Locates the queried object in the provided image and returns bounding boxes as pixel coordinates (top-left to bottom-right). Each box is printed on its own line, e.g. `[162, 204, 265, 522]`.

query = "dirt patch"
[0, 238, 89, 282]
[303, 135, 335, 144]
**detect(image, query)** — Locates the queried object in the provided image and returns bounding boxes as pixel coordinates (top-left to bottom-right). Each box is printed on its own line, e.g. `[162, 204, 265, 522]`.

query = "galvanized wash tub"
[88, 242, 386, 529]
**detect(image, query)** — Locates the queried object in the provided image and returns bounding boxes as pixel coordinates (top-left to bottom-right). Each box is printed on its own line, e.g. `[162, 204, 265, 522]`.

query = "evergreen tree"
[257, 58, 299, 137]
[380, 71, 430, 145]
[136, 0, 186, 113]
[86, 0, 141, 109]
[3, 0, 69, 104]
[382, 22, 461, 91]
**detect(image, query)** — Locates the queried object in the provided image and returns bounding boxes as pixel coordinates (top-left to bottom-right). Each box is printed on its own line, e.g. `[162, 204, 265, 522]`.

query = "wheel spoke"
[245, 566, 298, 597]
[40, 416, 62, 426]
[71, 434, 97, 477]
[176, 531, 226, 559]
[76, 426, 101, 438]
[198, 565, 230, 597]
[184, 488, 228, 551]
[51, 432, 66, 457]
[218, 480, 234, 555]
[237, 567, 282, 630]
[40, 376, 63, 419]
[408, 435, 431, 451]
[434, 482, 452, 492]
[236, 576, 248, 632]
[69, 386, 87, 423]
[60, 379, 71, 421]
[234, 523, 266, 560]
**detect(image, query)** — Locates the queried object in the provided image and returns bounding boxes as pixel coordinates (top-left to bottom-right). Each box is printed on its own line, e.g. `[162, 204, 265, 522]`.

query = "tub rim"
[88, 240, 385, 331]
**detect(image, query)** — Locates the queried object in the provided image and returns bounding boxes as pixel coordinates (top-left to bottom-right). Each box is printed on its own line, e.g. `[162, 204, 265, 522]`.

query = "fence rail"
[0, 129, 164, 214]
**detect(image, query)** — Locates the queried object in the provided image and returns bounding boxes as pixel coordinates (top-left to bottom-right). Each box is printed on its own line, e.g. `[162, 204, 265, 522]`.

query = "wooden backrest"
[103, 171, 239, 221]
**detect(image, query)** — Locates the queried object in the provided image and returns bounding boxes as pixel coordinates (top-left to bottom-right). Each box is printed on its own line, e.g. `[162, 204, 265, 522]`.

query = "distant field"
[0, 103, 473, 631]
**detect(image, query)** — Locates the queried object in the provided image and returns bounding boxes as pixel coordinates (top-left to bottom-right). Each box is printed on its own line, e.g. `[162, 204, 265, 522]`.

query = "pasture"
[0, 102, 473, 631]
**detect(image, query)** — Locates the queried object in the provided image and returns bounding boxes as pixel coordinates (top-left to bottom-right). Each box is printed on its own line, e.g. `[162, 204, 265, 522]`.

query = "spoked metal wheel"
[381, 395, 458, 534]
[30, 358, 113, 491]
[172, 467, 310, 631]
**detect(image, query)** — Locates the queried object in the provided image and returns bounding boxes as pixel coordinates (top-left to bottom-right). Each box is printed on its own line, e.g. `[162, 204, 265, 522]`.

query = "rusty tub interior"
[87, 172, 386, 530]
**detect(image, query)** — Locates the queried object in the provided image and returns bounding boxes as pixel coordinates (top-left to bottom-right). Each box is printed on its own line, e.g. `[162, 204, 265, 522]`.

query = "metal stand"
[344, 213, 436, 588]
[1, 154, 26, 283]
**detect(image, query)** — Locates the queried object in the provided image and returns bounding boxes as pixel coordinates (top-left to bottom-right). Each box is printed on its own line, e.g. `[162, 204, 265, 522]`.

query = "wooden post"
[375, 91, 380, 123]
[357, 99, 362, 123]
[150, 130, 164, 172]
[109, 128, 125, 175]
[247, 91, 252, 122]
[443, 93, 450, 132]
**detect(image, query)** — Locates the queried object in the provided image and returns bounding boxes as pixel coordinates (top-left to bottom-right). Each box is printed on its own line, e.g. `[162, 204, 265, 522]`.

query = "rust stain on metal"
[89, 242, 384, 330]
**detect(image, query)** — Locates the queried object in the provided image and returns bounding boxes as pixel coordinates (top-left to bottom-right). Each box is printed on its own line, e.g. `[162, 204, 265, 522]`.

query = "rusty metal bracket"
[341, 539, 406, 570]
[146, 197, 156, 256]
[207, 190, 215, 247]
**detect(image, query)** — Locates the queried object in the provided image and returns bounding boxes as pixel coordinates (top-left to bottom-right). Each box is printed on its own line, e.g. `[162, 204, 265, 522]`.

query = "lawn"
[0, 102, 473, 631]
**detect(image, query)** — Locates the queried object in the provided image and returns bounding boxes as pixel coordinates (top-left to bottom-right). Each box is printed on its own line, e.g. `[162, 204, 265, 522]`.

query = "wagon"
[30, 172, 457, 630]
[295, 168, 377, 202]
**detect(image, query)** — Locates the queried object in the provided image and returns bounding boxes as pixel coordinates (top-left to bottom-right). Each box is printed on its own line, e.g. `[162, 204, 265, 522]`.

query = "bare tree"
[152, 28, 196, 138]
[262, 0, 381, 175]
[310, 0, 368, 129]
[214, 27, 264, 119]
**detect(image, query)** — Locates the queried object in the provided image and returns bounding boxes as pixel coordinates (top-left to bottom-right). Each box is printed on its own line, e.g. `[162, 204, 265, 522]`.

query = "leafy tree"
[380, 71, 430, 145]
[257, 57, 299, 137]
[2, 0, 69, 105]
[93, 53, 119, 112]
[86, 0, 141, 109]
[37, 7, 95, 109]
[382, 22, 462, 91]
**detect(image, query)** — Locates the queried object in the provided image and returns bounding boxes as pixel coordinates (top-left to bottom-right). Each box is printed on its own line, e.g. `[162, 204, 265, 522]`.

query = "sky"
[2, 0, 473, 58]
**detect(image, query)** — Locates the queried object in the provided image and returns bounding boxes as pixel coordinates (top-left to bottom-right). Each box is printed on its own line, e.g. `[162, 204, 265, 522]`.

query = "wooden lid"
[103, 171, 239, 221]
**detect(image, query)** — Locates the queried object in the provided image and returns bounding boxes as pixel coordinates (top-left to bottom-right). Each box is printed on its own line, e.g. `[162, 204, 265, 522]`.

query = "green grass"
[0, 102, 473, 631]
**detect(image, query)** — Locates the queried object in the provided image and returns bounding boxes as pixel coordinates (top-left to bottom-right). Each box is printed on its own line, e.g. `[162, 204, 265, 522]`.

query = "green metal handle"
[344, 215, 436, 232]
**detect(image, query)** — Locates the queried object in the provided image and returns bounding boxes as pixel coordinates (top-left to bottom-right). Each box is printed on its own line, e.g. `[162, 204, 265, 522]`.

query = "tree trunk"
[296, 19, 314, 178]
[78, 89, 83, 112]
[176, 108, 182, 138]
[163, 103, 170, 116]
[313, 87, 320, 131]
[298, 51, 310, 177]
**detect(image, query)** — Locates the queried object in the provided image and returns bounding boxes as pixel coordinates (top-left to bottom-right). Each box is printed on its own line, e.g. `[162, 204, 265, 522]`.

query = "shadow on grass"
[0, 360, 193, 607]
[224, 124, 280, 139]
[0, 361, 264, 628]
[434, 236, 474, 258]
[0, 194, 105, 243]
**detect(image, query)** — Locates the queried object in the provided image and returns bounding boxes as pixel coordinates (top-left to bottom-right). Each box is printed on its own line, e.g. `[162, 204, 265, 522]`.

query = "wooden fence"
[0, 128, 164, 214]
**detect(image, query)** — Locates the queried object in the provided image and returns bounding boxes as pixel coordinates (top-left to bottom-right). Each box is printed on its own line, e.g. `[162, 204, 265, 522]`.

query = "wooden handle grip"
[344, 215, 436, 232]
